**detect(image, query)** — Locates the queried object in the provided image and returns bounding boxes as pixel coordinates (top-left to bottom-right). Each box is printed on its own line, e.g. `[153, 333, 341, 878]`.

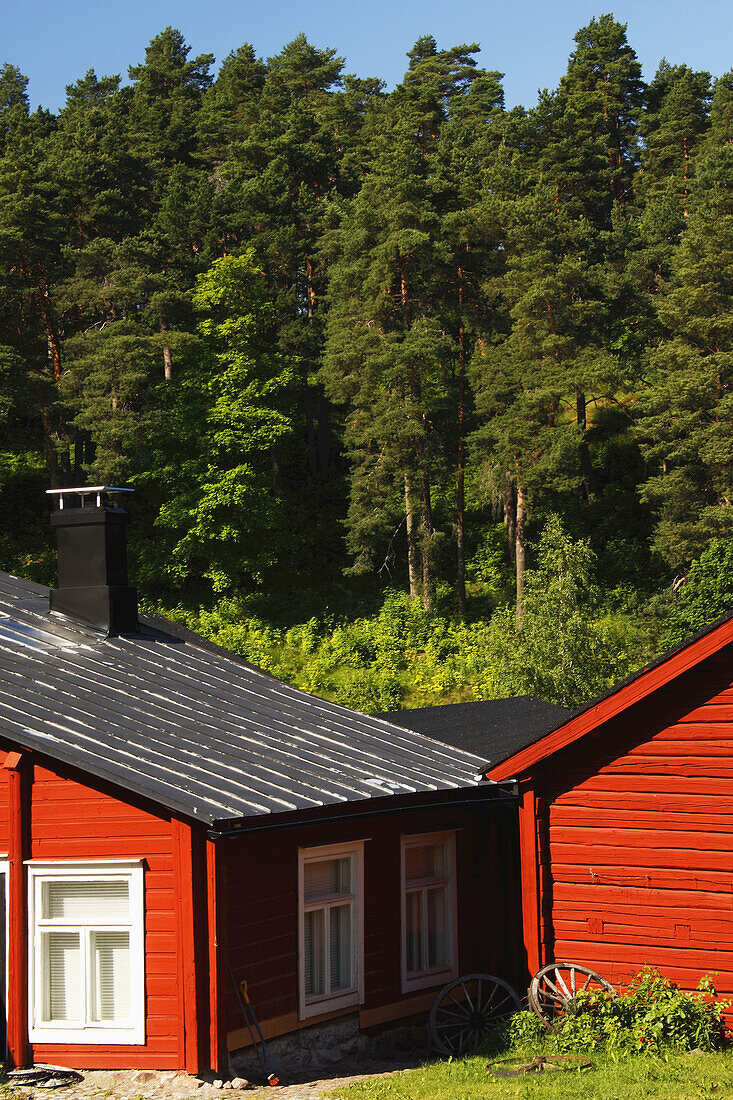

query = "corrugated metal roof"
[0, 573, 483, 826]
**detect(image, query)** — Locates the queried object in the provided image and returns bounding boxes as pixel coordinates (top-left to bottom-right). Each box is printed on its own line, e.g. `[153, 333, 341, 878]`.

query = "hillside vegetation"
[1, 16, 732, 707]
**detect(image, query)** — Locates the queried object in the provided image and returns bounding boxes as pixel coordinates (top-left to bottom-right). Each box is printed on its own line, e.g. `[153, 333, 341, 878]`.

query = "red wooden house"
[0, 487, 523, 1073]
[482, 611, 733, 1010]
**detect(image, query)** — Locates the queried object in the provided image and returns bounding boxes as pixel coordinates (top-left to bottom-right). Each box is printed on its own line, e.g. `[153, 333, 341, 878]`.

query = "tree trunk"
[456, 278, 467, 619]
[271, 451, 284, 493]
[421, 473, 435, 612]
[301, 386, 318, 477]
[404, 473, 420, 600]
[503, 473, 516, 562]
[40, 408, 61, 487]
[160, 320, 173, 381]
[317, 388, 330, 476]
[576, 391, 597, 500]
[515, 482, 527, 633]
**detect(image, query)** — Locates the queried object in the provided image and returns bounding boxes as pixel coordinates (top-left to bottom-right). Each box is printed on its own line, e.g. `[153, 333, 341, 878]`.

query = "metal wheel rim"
[429, 972, 522, 1055]
[529, 962, 616, 1029]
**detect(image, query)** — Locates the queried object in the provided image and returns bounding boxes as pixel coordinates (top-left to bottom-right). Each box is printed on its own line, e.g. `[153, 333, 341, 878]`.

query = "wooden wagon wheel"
[529, 962, 616, 1029]
[429, 973, 522, 1055]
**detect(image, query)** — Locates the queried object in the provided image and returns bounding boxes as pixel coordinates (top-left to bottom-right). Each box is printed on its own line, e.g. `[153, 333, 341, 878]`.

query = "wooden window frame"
[297, 841, 364, 1021]
[400, 831, 458, 994]
[27, 860, 145, 1045]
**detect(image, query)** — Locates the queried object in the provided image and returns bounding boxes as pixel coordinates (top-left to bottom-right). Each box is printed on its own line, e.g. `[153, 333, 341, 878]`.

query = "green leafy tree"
[146, 250, 294, 595]
[663, 539, 733, 646]
[481, 515, 646, 707]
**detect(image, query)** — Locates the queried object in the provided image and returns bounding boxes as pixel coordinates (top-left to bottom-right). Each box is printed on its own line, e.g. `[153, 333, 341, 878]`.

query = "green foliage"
[472, 516, 652, 708]
[544, 969, 730, 1055]
[167, 517, 655, 711]
[0, 18, 731, 703]
[663, 538, 733, 646]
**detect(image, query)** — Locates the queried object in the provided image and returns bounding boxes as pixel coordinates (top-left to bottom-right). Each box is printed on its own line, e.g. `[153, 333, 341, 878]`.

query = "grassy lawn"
[336, 1046, 733, 1100]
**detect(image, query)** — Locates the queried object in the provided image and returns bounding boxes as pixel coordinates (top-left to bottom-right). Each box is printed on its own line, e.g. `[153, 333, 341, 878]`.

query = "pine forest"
[1, 15, 732, 713]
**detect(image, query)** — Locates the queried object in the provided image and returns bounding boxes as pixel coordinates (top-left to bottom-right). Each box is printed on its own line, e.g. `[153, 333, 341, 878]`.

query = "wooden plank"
[7, 757, 28, 1068]
[171, 819, 187, 1069]
[551, 864, 731, 892]
[560, 774, 733, 796]
[206, 838, 224, 1074]
[680, 704, 733, 723]
[549, 825, 732, 851]
[176, 820, 201, 1073]
[553, 882, 733, 911]
[595, 760, 733, 777]
[550, 806, 733, 830]
[548, 842, 733, 871]
[518, 783, 541, 978]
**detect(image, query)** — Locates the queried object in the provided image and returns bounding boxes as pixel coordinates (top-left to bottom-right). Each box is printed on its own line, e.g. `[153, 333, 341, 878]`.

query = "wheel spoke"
[460, 981, 476, 1013]
[437, 1005, 471, 1022]
[555, 969, 572, 1000]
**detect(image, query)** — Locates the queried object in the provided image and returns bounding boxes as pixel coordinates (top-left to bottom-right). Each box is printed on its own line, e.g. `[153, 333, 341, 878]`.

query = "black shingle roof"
[379, 697, 569, 764]
[0, 573, 485, 827]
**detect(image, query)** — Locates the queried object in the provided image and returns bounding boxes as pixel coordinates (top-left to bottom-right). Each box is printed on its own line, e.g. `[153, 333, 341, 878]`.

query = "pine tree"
[639, 141, 733, 567]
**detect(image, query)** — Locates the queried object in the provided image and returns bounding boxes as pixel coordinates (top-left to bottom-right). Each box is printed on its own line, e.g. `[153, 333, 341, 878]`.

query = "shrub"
[547, 968, 729, 1054]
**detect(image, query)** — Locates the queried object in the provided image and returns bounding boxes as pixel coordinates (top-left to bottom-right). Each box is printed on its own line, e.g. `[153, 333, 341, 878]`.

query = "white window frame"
[297, 841, 364, 1021]
[401, 831, 458, 994]
[27, 860, 145, 1045]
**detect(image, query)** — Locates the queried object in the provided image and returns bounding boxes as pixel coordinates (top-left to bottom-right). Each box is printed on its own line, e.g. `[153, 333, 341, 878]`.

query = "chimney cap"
[46, 486, 134, 511]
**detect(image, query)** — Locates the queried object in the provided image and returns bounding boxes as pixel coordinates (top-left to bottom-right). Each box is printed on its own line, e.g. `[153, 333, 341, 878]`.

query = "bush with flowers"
[506, 968, 729, 1055]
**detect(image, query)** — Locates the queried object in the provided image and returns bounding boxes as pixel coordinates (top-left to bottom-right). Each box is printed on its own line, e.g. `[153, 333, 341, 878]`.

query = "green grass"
[335, 1045, 733, 1100]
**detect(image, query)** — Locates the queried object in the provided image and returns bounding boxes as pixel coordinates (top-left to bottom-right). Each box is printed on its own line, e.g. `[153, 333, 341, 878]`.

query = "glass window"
[299, 844, 362, 1019]
[30, 864, 144, 1044]
[402, 834, 456, 992]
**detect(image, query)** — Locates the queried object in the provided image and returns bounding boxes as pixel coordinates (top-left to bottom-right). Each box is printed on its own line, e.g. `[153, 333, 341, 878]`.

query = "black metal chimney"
[47, 486, 138, 635]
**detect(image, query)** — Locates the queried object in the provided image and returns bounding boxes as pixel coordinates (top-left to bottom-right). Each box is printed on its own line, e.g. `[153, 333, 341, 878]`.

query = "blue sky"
[6, 0, 733, 112]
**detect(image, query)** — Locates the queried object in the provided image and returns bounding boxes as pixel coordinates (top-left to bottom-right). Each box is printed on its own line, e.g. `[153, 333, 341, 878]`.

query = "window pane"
[304, 909, 324, 997]
[43, 932, 81, 1023]
[329, 904, 352, 992]
[427, 886, 448, 969]
[405, 890, 423, 974]
[405, 843, 444, 884]
[43, 880, 129, 922]
[90, 931, 130, 1023]
[304, 857, 350, 901]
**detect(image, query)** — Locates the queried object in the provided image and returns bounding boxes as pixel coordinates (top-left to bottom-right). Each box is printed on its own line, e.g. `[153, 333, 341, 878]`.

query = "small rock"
[213, 1080, 224, 1089]
[230, 1079, 249, 1091]
[223, 1082, 233, 1090]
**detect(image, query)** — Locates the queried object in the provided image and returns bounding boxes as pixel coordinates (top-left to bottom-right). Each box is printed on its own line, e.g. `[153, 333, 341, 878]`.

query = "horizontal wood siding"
[27, 760, 181, 1069]
[222, 799, 520, 1046]
[537, 647, 733, 1010]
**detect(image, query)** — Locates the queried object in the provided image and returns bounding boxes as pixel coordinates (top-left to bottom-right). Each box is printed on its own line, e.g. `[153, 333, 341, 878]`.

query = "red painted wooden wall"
[531, 646, 733, 1011]
[0, 739, 205, 1071]
[221, 798, 521, 1050]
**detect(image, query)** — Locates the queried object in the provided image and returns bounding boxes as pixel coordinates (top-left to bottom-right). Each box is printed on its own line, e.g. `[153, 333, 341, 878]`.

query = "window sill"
[30, 1025, 145, 1045]
[401, 967, 457, 995]
[300, 989, 360, 1021]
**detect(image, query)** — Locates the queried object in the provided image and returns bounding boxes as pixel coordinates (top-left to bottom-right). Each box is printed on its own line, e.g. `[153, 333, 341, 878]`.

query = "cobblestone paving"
[1, 1057, 425, 1100]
